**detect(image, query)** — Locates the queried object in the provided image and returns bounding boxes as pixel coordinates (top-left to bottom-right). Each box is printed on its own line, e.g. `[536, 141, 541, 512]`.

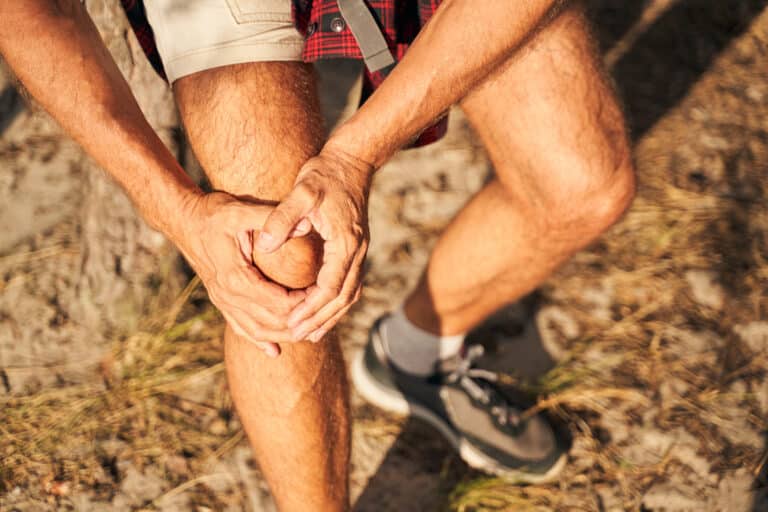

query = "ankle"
[403, 290, 443, 335]
[379, 307, 465, 376]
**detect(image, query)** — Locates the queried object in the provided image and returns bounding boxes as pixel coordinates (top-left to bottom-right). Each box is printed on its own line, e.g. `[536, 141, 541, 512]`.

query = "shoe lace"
[442, 345, 523, 432]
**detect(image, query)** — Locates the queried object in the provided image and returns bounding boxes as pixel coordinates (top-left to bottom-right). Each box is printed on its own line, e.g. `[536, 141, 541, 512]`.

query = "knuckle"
[219, 272, 241, 292]
[295, 180, 319, 200]
[269, 208, 295, 231]
[327, 283, 344, 297]
[267, 301, 291, 316]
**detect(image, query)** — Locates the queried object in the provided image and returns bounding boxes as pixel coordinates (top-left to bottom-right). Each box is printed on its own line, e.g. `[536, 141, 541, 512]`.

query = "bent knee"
[571, 151, 636, 232]
[508, 142, 636, 239]
[253, 231, 323, 290]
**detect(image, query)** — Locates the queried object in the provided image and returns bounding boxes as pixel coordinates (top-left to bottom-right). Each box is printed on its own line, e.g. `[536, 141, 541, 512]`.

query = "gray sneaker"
[351, 315, 567, 483]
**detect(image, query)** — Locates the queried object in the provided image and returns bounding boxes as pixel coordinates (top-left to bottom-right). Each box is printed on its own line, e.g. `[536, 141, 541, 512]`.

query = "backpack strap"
[336, 0, 395, 72]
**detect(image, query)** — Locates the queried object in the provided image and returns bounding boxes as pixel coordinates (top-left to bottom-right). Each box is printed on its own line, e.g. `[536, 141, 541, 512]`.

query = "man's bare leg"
[174, 63, 349, 511]
[404, 5, 635, 335]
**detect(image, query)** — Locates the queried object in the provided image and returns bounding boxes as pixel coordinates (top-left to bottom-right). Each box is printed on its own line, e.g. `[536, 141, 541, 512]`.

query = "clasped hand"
[257, 148, 373, 344]
[177, 149, 373, 356]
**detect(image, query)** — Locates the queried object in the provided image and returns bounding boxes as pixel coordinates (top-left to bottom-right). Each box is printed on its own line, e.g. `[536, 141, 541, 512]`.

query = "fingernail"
[309, 331, 321, 342]
[296, 219, 311, 235]
[264, 346, 279, 358]
[257, 232, 274, 251]
[292, 328, 309, 341]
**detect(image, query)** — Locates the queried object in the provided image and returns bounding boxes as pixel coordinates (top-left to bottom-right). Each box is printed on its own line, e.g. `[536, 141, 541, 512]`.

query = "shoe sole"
[351, 346, 567, 484]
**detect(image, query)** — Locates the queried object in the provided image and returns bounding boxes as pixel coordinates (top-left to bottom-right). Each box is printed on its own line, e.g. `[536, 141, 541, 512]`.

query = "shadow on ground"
[352, 2, 768, 510]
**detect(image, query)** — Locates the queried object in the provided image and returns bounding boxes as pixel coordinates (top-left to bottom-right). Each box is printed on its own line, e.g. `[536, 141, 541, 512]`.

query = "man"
[0, 0, 635, 509]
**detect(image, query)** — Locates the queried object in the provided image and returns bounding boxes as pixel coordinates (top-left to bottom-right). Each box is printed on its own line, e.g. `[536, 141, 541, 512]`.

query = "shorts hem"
[164, 42, 305, 83]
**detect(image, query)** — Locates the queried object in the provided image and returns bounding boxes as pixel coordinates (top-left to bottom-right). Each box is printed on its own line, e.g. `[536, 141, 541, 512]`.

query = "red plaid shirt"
[120, 0, 447, 147]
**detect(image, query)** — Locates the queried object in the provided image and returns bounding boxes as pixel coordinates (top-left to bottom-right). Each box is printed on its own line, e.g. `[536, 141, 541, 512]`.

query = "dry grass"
[443, 173, 768, 509]
[1, 278, 241, 506]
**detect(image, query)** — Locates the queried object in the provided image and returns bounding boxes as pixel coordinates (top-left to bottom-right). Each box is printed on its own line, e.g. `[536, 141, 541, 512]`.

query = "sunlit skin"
[0, 1, 635, 510]
[253, 232, 323, 290]
[173, 62, 350, 512]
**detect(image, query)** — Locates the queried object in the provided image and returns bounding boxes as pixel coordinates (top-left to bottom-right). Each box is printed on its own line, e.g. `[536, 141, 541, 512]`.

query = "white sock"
[379, 306, 465, 376]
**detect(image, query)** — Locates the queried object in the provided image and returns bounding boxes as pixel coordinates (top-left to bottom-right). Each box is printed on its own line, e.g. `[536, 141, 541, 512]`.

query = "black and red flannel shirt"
[120, 0, 447, 147]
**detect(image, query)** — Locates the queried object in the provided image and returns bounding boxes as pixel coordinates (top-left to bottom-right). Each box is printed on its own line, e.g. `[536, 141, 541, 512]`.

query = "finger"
[222, 278, 295, 329]
[229, 256, 307, 317]
[221, 311, 281, 357]
[291, 246, 365, 340]
[228, 202, 273, 232]
[289, 218, 313, 238]
[257, 184, 319, 253]
[213, 284, 296, 341]
[291, 269, 359, 341]
[287, 236, 356, 328]
[227, 307, 297, 343]
[227, 202, 276, 262]
[236, 229, 254, 263]
[307, 286, 361, 342]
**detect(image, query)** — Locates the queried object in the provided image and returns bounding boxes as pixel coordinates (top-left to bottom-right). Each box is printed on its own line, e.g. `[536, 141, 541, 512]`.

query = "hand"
[256, 148, 374, 342]
[174, 191, 306, 357]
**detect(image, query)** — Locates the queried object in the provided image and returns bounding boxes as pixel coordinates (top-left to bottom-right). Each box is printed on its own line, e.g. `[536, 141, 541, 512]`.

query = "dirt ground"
[3, 1, 768, 511]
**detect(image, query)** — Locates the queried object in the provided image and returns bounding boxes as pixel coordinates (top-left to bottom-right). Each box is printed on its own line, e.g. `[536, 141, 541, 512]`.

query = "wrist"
[320, 137, 378, 179]
[150, 177, 205, 249]
[324, 114, 401, 171]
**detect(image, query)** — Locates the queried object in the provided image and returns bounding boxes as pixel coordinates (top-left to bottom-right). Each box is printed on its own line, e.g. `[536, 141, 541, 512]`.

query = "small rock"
[658, 379, 690, 406]
[728, 379, 747, 396]
[535, 305, 579, 360]
[708, 468, 755, 512]
[665, 326, 721, 354]
[164, 454, 190, 477]
[581, 282, 614, 323]
[599, 408, 631, 444]
[642, 482, 703, 510]
[208, 418, 229, 436]
[734, 322, 768, 353]
[595, 484, 624, 512]
[622, 427, 707, 475]
[685, 270, 725, 310]
[673, 444, 711, 478]
[118, 464, 164, 506]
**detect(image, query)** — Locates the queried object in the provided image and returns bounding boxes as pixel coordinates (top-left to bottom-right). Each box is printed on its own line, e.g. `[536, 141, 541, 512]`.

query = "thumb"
[257, 184, 318, 253]
[230, 202, 273, 232]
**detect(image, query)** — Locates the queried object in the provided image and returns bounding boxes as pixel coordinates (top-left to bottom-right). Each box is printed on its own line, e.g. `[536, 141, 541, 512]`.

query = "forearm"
[0, 1, 199, 241]
[327, 0, 563, 168]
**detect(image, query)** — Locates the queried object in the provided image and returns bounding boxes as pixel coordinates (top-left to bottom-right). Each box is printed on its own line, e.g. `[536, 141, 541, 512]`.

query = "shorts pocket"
[225, 0, 293, 24]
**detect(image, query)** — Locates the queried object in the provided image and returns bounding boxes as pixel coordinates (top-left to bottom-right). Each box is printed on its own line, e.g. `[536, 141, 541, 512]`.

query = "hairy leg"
[405, 5, 636, 335]
[174, 63, 349, 511]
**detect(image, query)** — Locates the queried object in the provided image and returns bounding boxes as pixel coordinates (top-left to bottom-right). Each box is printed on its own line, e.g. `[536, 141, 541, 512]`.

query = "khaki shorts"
[144, 0, 305, 83]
